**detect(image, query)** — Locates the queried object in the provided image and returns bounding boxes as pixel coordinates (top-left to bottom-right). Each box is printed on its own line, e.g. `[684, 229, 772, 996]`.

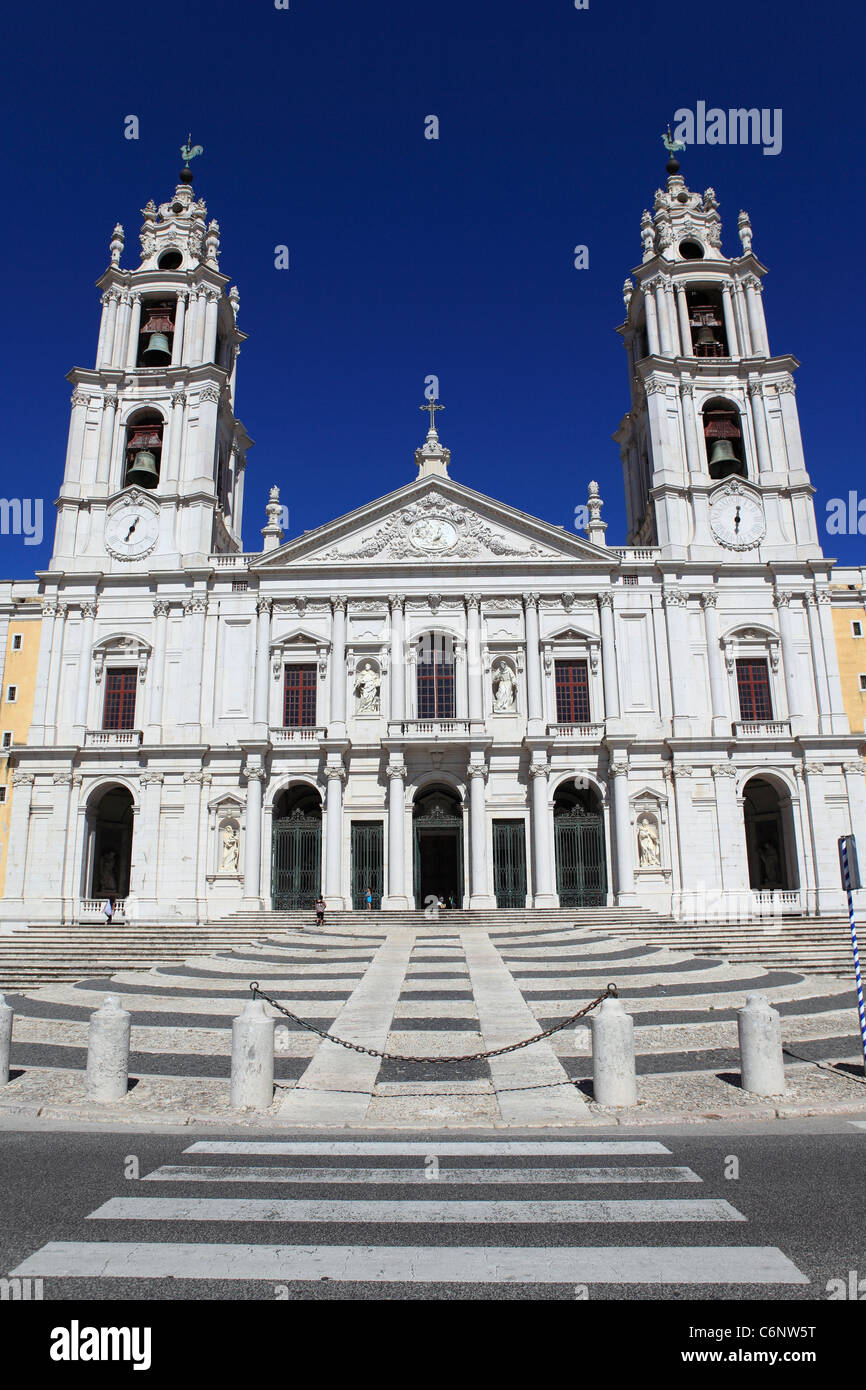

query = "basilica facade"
[2, 153, 864, 928]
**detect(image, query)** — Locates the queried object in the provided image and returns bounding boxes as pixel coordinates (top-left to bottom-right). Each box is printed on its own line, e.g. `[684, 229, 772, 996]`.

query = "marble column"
[598, 593, 620, 722]
[791, 764, 816, 913]
[712, 762, 748, 900]
[64, 389, 90, 481]
[773, 591, 802, 727]
[253, 597, 272, 731]
[135, 771, 164, 913]
[242, 762, 265, 905]
[662, 588, 689, 733]
[454, 639, 469, 720]
[99, 291, 119, 368]
[203, 288, 220, 364]
[815, 589, 849, 731]
[842, 760, 866, 843]
[468, 762, 494, 908]
[675, 284, 692, 356]
[802, 761, 840, 913]
[524, 594, 544, 733]
[655, 281, 673, 355]
[679, 380, 702, 476]
[664, 282, 681, 354]
[124, 293, 142, 369]
[609, 762, 635, 903]
[749, 381, 772, 473]
[744, 276, 769, 356]
[734, 282, 753, 355]
[95, 390, 118, 487]
[165, 390, 186, 484]
[30, 599, 59, 744]
[389, 596, 405, 723]
[721, 284, 739, 356]
[181, 596, 208, 737]
[778, 377, 806, 474]
[324, 765, 346, 907]
[61, 773, 84, 923]
[74, 601, 97, 733]
[384, 760, 409, 908]
[3, 772, 35, 908]
[329, 596, 347, 734]
[466, 594, 483, 724]
[643, 284, 661, 354]
[193, 287, 208, 363]
[170, 291, 187, 367]
[530, 762, 557, 907]
[45, 602, 68, 742]
[95, 292, 112, 366]
[805, 593, 832, 732]
[701, 592, 729, 735]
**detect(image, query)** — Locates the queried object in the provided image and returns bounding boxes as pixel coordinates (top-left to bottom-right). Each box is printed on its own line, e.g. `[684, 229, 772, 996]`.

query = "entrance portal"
[553, 780, 607, 907]
[413, 786, 464, 908]
[351, 821, 384, 909]
[86, 784, 134, 900]
[271, 785, 322, 909]
[493, 820, 527, 908]
[743, 776, 797, 891]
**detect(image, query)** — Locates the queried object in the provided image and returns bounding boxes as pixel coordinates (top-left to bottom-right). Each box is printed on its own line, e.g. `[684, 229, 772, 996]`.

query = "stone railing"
[270, 726, 328, 744]
[85, 730, 142, 748]
[388, 719, 472, 738]
[733, 720, 792, 738]
[547, 722, 605, 740]
[210, 553, 256, 568]
[77, 898, 127, 921]
[611, 547, 661, 561]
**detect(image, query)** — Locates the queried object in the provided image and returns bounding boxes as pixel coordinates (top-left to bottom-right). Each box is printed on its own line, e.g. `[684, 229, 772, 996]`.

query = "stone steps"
[586, 919, 856, 976]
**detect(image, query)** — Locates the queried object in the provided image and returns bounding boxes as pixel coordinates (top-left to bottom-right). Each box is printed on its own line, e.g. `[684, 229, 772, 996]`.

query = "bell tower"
[614, 147, 821, 563]
[51, 146, 252, 574]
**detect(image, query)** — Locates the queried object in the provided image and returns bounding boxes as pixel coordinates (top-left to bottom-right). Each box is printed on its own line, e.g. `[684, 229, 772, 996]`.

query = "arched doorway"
[413, 785, 464, 907]
[553, 780, 607, 907]
[271, 785, 322, 909]
[743, 776, 798, 891]
[86, 784, 134, 900]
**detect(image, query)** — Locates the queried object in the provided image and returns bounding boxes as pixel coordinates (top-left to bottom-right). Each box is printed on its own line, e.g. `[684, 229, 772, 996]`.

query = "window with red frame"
[554, 660, 590, 724]
[736, 659, 773, 721]
[103, 668, 138, 730]
[283, 664, 317, 727]
[417, 647, 455, 719]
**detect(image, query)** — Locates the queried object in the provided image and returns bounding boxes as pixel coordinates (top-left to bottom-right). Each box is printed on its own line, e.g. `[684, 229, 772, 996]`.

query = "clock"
[105, 501, 159, 560]
[709, 486, 765, 551]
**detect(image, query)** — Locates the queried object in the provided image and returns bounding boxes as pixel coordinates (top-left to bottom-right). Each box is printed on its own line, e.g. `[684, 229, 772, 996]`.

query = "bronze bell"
[142, 332, 171, 365]
[708, 438, 739, 474]
[126, 449, 159, 487]
[695, 325, 716, 346]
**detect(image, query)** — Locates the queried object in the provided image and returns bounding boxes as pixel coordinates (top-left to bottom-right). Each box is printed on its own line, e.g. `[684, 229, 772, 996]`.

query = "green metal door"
[351, 821, 384, 909]
[492, 820, 527, 908]
[554, 808, 606, 907]
[271, 807, 321, 909]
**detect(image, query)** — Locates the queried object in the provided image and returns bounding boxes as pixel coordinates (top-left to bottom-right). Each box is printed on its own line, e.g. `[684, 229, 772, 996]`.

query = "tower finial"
[420, 399, 445, 437]
[661, 123, 686, 176]
[179, 135, 204, 185]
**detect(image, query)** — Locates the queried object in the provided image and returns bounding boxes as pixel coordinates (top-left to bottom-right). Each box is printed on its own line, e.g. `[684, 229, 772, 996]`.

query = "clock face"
[105, 504, 159, 560]
[709, 489, 765, 551]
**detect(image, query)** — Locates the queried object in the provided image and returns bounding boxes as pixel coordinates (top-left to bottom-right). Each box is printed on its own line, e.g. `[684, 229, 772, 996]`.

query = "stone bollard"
[0, 993, 13, 1085]
[590, 996, 637, 1107]
[738, 992, 786, 1096]
[85, 995, 131, 1103]
[231, 999, 275, 1111]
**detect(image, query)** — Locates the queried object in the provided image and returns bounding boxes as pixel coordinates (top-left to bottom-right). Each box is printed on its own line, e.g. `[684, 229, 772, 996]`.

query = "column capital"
[803, 760, 824, 777]
[466, 593, 481, 611]
[388, 594, 405, 614]
[242, 763, 266, 782]
[608, 761, 629, 779]
[661, 587, 688, 608]
[843, 760, 866, 777]
[700, 590, 718, 608]
[256, 596, 273, 616]
[599, 591, 615, 611]
[139, 770, 165, 786]
[332, 595, 348, 614]
[153, 599, 171, 617]
[183, 595, 209, 615]
[467, 761, 488, 782]
[777, 375, 796, 394]
[52, 772, 73, 786]
[673, 764, 693, 778]
[712, 762, 738, 779]
[773, 590, 795, 608]
[11, 771, 35, 786]
[679, 380, 695, 397]
[183, 770, 210, 785]
[325, 762, 347, 783]
[70, 389, 90, 408]
[523, 592, 540, 611]
[529, 761, 550, 780]
[170, 388, 187, 408]
[81, 600, 98, 618]
[747, 379, 764, 398]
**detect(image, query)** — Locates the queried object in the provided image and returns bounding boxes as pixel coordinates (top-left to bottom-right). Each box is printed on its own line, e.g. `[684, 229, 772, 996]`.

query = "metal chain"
[249, 980, 617, 1064]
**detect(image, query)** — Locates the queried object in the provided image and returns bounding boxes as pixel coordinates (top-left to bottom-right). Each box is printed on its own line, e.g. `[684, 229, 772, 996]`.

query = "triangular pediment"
[253, 476, 613, 570]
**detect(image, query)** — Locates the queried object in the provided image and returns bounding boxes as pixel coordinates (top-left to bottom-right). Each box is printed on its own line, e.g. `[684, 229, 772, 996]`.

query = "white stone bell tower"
[614, 149, 821, 563]
[51, 149, 253, 574]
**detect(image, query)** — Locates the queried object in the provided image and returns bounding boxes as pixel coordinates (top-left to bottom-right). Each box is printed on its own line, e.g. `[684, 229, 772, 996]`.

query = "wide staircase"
[0, 905, 855, 989]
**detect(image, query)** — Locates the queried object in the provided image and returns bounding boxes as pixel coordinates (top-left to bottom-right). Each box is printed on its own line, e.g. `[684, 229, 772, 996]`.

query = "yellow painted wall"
[831, 601, 866, 735]
[0, 615, 41, 895]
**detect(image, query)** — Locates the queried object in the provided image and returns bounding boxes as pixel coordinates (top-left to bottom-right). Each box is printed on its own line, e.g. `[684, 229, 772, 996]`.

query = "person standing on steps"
[365, 887, 373, 911]
[315, 894, 326, 929]
[103, 896, 115, 925]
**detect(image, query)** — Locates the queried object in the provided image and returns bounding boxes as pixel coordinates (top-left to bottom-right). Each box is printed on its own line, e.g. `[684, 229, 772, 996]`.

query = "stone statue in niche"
[220, 824, 240, 873]
[637, 816, 661, 868]
[759, 841, 780, 885]
[98, 850, 118, 894]
[354, 663, 381, 715]
[492, 661, 517, 713]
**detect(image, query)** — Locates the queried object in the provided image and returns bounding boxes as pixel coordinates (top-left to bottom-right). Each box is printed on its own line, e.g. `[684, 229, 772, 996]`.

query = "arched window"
[686, 286, 728, 356]
[702, 397, 746, 480]
[124, 409, 164, 489]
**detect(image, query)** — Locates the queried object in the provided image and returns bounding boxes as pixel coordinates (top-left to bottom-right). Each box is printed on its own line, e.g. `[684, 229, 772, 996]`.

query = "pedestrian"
[315, 894, 326, 928]
[103, 896, 114, 925]
[365, 887, 373, 910]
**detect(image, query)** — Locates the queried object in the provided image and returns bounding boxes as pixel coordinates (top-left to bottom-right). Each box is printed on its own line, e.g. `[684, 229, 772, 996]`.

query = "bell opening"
[158, 249, 183, 270]
[704, 401, 746, 480]
[124, 415, 163, 490]
[687, 286, 729, 357]
[137, 300, 177, 367]
[679, 239, 705, 260]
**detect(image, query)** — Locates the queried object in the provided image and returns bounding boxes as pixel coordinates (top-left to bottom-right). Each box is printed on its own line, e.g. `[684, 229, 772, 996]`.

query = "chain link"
[249, 980, 617, 1064]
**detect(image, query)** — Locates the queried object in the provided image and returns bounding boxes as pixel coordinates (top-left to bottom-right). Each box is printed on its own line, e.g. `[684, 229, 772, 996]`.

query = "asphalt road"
[1, 1116, 864, 1308]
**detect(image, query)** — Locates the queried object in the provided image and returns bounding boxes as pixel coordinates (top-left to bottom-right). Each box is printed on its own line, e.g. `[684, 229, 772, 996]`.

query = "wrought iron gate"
[413, 804, 464, 907]
[492, 820, 527, 908]
[351, 821, 384, 909]
[271, 807, 321, 909]
[554, 808, 606, 907]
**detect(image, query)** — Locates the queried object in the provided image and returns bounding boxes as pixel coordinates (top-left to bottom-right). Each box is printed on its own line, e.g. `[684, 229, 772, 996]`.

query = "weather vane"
[420, 400, 444, 432]
[181, 134, 204, 169]
[661, 124, 686, 158]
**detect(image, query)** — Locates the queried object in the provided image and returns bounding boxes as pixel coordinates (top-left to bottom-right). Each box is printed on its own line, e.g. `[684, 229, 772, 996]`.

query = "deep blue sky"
[2, 0, 864, 576]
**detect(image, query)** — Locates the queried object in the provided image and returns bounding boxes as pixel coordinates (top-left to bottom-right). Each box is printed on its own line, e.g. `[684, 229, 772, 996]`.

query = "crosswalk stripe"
[88, 1197, 742, 1223]
[184, 1140, 672, 1156]
[10, 1242, 809, 1284]
[143, 1164, 702, 1185]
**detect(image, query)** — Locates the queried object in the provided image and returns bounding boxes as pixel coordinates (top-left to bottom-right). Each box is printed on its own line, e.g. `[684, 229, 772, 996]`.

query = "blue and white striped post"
[838, 836, 866, 1075]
